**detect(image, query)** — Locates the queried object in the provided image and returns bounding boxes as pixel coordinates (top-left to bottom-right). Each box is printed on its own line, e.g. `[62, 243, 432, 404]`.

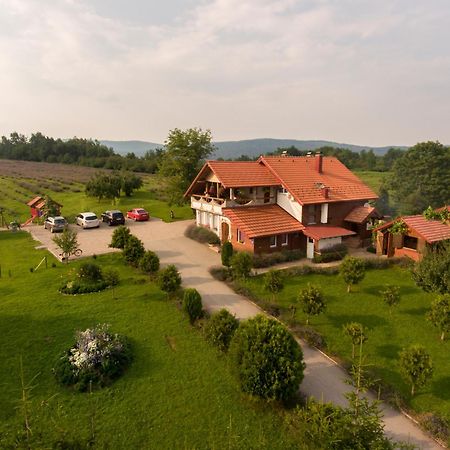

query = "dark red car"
[127, 208, 149, 221]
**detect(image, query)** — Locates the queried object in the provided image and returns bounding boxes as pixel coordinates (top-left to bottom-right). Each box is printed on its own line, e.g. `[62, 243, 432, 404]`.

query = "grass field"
[0, 231, 299, 449]
[0, 159, 193, 224]
[238, 267, 450, 429]
[354, 170, 389, 194]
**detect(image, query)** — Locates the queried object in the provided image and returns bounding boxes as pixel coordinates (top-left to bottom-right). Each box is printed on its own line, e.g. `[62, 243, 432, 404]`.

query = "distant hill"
[101, 138, 407, 159]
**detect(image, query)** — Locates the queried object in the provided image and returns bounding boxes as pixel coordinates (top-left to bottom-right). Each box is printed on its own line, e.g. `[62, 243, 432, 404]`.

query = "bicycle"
[59, 248, 83, 259]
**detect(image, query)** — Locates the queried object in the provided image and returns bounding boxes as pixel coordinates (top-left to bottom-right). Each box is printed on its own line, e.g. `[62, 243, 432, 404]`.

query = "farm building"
[24, 196, 63, 226]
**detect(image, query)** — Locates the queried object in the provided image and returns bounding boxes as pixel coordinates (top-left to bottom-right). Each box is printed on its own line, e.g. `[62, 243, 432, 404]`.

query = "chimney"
[321, 186, 329, 199]
[315, 152, 323, 173]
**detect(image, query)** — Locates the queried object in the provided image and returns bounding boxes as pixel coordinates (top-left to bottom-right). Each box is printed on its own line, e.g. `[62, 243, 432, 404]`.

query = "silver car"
[44, 216, 68, 233]
[76, 212, 100, 229]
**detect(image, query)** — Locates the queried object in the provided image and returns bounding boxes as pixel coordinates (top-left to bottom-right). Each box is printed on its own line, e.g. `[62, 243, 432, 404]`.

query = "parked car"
[76, 212, 100, 229]
[101, 210, 125, 226]
[126, 208, 149, 221]
[44, 216, 67, 233]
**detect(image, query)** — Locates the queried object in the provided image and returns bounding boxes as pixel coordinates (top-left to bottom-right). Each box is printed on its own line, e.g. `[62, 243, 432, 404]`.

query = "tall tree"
[158, 128, 215, 204]
[386, 141, 450, 214]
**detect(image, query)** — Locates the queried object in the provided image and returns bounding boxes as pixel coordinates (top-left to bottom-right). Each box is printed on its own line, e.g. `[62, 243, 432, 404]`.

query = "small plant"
[298, 284, 326, 325]
[60, 262, 108, 294]
[139, 250, 160, 274]
[53, 229, 79, 264]
[109, 226, 131, 249]
[103, 268, 120, 299]
[388, 221, 409, 235]
[182, 288, 203, 324]
[122, 235, 145, 266]
[427, 294, 450, 341]
[204, 309, 239, 352]
[53, 324, 132, 391]
[399, 344, 433, 396]
[230, 252, 252, 279]
[340, 256, 366, 293]
[263, 269, 284, 302]
[343, 322, 367, 359]
[380, 285, 401, 313]
[78, 262, 103, 283]
[158, 265, 182, 297]
[221, 241, 233, 267]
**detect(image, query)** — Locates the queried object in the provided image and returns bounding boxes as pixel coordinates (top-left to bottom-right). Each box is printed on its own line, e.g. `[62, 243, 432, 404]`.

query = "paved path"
[27, 220, 442, 449]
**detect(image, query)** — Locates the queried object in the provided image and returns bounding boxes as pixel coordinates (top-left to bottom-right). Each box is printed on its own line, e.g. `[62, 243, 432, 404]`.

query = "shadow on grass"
[361, 285, 419, 297]
[375, 343, 402, 358]
[431, 376, 450, 400]
[327, 314, 388, 329]
[402, 306, 428, 316]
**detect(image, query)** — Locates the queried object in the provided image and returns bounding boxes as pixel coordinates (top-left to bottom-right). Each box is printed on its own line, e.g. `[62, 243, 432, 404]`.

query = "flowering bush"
[60, 263, 113, 294]
[54, 324, 132, 391]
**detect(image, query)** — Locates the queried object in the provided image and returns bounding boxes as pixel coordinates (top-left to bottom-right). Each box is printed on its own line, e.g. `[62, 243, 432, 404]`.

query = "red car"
[127, 208, 150, 221]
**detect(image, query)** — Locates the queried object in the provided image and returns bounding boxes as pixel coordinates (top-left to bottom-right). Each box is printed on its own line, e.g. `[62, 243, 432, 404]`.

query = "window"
[249, 187, 253, 194]
[281, 234, 288, 246]
[270, 235, 277, 247]
[403, 235, 418, 250]
[237, 228, 244, 243]
[307, 205, 316, 224]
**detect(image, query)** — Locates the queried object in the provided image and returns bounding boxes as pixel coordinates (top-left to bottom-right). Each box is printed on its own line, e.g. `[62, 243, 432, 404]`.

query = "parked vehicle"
[44, 216, 67, 233]
[127, 208, 150, 221]
[101, 210, 125, 226]
[76, 212, 100, 229]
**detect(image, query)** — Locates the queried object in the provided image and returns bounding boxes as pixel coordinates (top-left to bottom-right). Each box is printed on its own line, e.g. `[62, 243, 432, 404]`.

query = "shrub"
[204, 309, 239, 352]
[103, 268, 120, 287]
[184, 224, 220, 245]
[122, 235, 145, 266]
[158, 265, 182, 296]
[209, 266, 232, 281]
[253, 249, 304, 268]
[221, 241, 233, 267]
[298, 284, 326, 325]
[139, 250, 160, 274]
[229, 314, 305, 401]
[60, 262, 108, 294]
[313, 244, 348, 263]
[77, 262, 103, 283]
[264, 269, 284, 301]
[182, 288, 203, 323]
[230, 252, 253, 279]
[109, 225, 131, 249]
[53, 324, 132, 391]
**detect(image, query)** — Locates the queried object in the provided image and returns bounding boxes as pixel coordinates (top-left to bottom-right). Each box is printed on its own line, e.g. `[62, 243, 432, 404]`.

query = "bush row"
[253, 249, 304, 268]
[184, 224, 220, 245]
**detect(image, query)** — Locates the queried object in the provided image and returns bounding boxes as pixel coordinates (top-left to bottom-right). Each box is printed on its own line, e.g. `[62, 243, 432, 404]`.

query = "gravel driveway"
[26, 220, 441, 449]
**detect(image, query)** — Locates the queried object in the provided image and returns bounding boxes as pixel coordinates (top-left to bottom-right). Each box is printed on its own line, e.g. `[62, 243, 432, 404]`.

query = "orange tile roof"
[375, 215, 450, 243]
[27, 196, 43, 207]
[223, 204, 304, 238]
[260, 156, 378, 205]
[345, 205, 380, 223]
[303, 226, 356, 240]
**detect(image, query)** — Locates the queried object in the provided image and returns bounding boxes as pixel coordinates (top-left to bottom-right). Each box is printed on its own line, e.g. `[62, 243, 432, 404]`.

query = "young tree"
[230, 252, 252, 279]
[122, 235, 145, 266]
[103, 268, 120, 299]
[53, 229, 79, 264]
[340, 256, 366, 293]
[158, 128, 215, 204]
[412, 242, 450, 294]
[182, 288, 203, 324]
[158, 265, 182, 297]
[264, 269, 284, 302]
[221, 241, 233, 268]
[229, 314, 305, 400]
[298, 284, 326, 325]
[343, 322, 367, 359]
[139, 250, 160, 274]
[399, 345, 433, 396]
[427, 294, 450, 341]
[380, 285, 401, 314]
[204, 309, 239, 352]
[109, 225, 131, 249]
[121, 173, 143, 197]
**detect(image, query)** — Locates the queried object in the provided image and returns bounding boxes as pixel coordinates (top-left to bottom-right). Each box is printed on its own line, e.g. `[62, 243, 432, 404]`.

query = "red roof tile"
[223, 205, 304, 238]
[303, 225, 356, 240]
[345, 205, 380, 223]
[260, 156, 378, 205]
[27, 196, 43, 207]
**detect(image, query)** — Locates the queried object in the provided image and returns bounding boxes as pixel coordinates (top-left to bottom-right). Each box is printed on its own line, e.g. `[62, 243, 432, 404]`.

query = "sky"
[0, 0, 449, 146]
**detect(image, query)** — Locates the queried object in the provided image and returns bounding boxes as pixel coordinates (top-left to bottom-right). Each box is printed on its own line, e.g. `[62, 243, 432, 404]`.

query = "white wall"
[318, 237, 342, 251]
[276, 192, 303, 221]
[320, 203, 328, 223]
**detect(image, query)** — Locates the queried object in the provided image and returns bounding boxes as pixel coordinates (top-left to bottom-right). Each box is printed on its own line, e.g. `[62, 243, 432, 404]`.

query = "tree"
[85, 172, 122, 201]
[121, 173, 143, 197]
[158, 265, 182, 296]
[340, 256, 366, 293]
[110, 226, 131, 249]
[204, 309, 239, 352]
[412, 242, 450, 294]
[182, 288, 203, 324]
[264, 269, 284, 302]
[53, 229, 78, 264]
[122, 235, 145, 266]
[343, 322, 367, 359]
[230, 252, 252, 279]
[427, 295, 450, 341]
[221, 241, 233, 267]
[298, 284, 326, 325]
[103, 268, 120, 299]
[158, 128, 215, 204]
[386, 141, 450, 214]
[139, 250, 160, 274]
[229, 314, 305, 400]
[399, 345, 433, 396]
[380, 285, 401, 313]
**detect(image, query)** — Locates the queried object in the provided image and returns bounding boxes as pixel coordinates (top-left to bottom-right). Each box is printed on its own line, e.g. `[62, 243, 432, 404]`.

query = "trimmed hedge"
[184, 224, 220, 245]
[312, 243, 348, 264]
[253, 249, 304, 269]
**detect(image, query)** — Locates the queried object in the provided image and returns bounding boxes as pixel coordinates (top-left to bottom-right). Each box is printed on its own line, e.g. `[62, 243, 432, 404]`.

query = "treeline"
[231, 145, 406, 172]
[0, 132, 163, 173]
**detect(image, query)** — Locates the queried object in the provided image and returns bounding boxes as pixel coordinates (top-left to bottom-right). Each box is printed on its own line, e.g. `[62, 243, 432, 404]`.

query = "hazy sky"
[1, 0, 449, 145]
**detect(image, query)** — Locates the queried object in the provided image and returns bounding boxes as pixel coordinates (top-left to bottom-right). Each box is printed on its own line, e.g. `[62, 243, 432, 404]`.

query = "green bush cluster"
[139, 250, 160, 274]
[184, 224, 220, 245]
[204, 309, 239, 352]
[182, 288, 203, 323]
[123, 235, 145, 266]
[253, 249, 304, 268]
[60, 262, 116, 295]
[158, 265, 182, 296]
[312, 244, 348, 264]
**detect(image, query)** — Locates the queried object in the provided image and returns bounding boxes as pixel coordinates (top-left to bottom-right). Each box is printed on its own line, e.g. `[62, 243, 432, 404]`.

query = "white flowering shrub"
[54, 324, 132, 391]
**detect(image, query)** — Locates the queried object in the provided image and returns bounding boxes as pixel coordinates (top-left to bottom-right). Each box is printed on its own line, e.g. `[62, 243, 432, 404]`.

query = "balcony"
[191, 194, 275, 213]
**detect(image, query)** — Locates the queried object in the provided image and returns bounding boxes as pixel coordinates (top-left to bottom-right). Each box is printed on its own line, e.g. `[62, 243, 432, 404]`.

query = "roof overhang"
[303, 226, 356, 240]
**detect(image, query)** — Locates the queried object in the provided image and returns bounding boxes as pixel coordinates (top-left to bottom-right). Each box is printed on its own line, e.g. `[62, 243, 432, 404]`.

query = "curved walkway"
[27, 220, 442, 449]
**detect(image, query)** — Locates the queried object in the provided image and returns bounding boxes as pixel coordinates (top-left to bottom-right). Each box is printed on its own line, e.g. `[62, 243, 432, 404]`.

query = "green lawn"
[239, 267, 450, 426]
[0, 231, 297, 449]
[354, 170, 389, 194]
[0, 174, 193, 224]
